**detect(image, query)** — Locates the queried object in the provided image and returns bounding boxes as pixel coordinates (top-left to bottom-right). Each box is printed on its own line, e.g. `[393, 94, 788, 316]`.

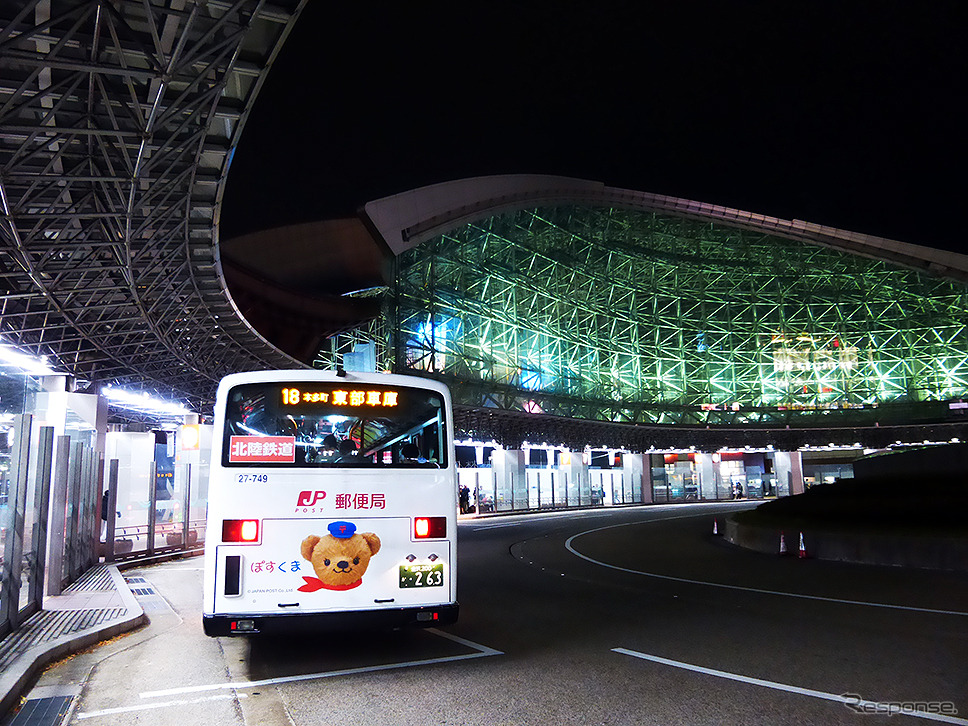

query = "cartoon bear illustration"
[298, 521, 381, 592]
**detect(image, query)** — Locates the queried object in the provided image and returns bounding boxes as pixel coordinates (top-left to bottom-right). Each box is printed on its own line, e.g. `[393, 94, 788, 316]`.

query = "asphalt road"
[24, 502, 968, 725]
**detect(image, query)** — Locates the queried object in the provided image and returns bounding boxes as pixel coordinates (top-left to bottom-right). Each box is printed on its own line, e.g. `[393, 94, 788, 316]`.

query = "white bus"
[202, 370, 458, 636]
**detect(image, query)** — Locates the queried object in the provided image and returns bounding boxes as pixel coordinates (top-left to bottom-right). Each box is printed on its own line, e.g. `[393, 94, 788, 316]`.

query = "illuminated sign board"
[772, 347, 858, 373]
[280, 387, 399, 407]
[229, 435, 296, 463]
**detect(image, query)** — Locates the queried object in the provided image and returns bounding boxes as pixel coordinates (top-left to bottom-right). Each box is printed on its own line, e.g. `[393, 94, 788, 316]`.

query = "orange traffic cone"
[779, 531, 788, 555]
[798, 532, 808, 559]
[712, 518, 720, 535]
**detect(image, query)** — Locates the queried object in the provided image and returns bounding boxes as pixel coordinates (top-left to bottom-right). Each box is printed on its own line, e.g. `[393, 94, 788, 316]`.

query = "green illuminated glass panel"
[317, 206, 968, 426]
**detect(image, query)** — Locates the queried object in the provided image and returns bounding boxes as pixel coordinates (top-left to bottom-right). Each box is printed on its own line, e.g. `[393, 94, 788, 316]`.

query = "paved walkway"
[0, 565, 145, 720]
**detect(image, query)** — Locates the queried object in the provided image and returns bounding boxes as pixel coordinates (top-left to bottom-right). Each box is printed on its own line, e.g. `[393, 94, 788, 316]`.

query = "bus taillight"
[222, 519, 259, 543]
[414, 516, 446, 539]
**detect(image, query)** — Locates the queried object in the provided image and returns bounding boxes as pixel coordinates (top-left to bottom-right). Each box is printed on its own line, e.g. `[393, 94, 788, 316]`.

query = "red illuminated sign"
[229, 436, 296, 463]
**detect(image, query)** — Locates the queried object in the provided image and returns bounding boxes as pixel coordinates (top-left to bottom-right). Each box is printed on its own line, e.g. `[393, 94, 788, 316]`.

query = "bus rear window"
[221, 382, 447, 468]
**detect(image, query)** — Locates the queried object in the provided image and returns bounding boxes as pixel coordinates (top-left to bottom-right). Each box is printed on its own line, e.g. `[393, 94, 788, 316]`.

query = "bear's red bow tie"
[297, 576, 362, 592]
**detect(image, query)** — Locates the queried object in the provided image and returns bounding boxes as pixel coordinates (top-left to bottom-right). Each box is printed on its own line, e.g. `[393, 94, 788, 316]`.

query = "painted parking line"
[614, 648, 968, 725]
[565, 519, 968, 617]
[138, 629, 502, 699]
[77, 693, 245, 720]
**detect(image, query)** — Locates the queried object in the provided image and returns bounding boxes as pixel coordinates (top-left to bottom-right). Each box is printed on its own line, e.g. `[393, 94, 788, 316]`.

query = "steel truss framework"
[327, 205, 968, 430]
[0, 0, 303, 410]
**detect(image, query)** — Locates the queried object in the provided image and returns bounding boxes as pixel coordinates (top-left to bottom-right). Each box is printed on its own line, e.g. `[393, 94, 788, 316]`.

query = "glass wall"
[648, 451, 787, 503]
[652, 454, 700, 502]
[0, 363, 211, 638]
[717, 452, 775, 499]
[321, 205, 968, 429]
[456, 444, 603, 512]
[0, 370, 44, 635]
[103, 427, 211, 557]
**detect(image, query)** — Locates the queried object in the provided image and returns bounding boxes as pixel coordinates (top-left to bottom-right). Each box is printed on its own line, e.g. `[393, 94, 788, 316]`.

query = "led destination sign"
[281, 387, 399, 408]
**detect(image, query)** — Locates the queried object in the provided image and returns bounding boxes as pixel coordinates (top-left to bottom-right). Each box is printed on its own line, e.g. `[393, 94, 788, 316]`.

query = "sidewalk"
[0, 564, 145, 719]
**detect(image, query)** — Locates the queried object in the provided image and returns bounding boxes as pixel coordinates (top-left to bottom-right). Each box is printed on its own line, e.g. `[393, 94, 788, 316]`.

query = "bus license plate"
[399, 563, 444, 588]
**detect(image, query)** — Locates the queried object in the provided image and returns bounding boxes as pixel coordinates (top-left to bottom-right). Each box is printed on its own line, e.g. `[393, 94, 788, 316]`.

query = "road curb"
[0, 566, 146, 718]
[724, 515, 968, 572]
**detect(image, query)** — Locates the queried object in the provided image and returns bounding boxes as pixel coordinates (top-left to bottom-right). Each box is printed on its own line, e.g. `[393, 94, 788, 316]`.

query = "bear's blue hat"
[328, 521, 356, 538]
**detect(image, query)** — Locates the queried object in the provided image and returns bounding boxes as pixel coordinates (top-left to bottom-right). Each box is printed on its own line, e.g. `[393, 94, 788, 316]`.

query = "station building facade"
[307, 176, 968, 510]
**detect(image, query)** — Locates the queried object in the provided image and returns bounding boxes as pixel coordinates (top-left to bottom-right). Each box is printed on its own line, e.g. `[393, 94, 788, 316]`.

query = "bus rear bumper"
[203, 603, 459, 637]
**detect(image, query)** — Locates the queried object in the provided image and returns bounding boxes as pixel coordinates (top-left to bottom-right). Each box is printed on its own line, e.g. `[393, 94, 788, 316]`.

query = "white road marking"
[426, 627, 503, 655]
[467, 521, 523, 530]
[614, 648, 968, 725]
[464, 504, 703, 530]
[564, 519, 968, 617]
[76, 693, 245, 720]
[466, 513, 582, 530]
[139, 628, 502, 699]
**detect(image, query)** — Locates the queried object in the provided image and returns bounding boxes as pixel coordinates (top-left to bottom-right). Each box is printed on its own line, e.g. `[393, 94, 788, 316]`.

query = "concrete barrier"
[724, 516, 968, 572]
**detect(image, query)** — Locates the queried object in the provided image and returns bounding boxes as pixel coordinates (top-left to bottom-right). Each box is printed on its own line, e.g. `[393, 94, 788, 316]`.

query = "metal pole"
[1, 414, 32, 630]
[29, 427, 54, 614]
[146, 461, 157, 556]
[46, 435, 71, 596]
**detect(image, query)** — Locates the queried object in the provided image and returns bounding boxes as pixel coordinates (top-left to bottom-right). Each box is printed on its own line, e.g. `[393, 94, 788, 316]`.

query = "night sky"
[220, 2, 966, 254]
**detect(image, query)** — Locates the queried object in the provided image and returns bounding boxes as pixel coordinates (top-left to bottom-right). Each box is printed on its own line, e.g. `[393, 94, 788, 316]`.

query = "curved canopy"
[0, 0, 305, 409]
[364, 174, 968, 283]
